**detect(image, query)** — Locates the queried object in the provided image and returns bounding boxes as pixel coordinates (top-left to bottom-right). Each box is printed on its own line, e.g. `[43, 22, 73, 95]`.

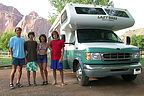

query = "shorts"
[11, 57, 25, 65]
[51, 60, 63, 70]
[26, 61, 37, 71]
[37, 54, 47, 63]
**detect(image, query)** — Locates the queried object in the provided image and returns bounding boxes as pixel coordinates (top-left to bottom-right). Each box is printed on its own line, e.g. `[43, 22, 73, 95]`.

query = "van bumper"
[84, 63, 142, 78]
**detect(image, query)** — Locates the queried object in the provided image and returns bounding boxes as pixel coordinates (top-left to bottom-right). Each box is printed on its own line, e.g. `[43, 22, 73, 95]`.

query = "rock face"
[0, 3, 51, 37]
[120, 28, 144, 42]
[0, 3, 23, 33]
[17, 11, 51, 37]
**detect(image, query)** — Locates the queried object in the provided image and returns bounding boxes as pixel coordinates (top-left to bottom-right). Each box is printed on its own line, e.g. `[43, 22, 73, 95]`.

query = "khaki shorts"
[26, 61, 37, 71]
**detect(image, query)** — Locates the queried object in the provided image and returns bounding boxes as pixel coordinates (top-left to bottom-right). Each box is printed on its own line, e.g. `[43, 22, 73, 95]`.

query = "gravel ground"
[0, 67, 144, 96]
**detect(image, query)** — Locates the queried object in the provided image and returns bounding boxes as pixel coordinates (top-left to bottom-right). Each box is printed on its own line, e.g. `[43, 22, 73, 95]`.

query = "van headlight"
[85, 53, 101, 60]
[132, 52, 140, 58]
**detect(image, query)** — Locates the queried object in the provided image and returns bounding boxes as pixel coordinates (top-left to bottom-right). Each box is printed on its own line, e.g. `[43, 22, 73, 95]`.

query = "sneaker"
[15, 83, 23, 88]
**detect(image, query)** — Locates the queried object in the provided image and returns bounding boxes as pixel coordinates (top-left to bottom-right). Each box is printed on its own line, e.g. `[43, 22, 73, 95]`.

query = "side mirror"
[126, 36, 130, 45]
[61, 34, 65, 42]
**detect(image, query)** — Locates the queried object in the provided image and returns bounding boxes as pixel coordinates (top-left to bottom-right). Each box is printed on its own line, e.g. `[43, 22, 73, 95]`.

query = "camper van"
[49, 3, 142, 86]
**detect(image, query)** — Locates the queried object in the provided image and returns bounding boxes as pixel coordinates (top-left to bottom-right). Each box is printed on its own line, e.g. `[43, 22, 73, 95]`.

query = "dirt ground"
[0, 67, 144, 96]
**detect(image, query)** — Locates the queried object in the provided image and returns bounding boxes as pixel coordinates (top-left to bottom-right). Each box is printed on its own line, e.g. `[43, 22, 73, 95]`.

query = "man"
[8, 27, 25, 89]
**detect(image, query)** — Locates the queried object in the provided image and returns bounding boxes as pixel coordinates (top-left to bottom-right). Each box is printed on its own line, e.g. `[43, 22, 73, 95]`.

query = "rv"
[49, 3, 142, 85]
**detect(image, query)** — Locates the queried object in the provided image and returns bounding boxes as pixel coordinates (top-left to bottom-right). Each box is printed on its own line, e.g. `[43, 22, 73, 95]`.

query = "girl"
[37, 34, 49, 85]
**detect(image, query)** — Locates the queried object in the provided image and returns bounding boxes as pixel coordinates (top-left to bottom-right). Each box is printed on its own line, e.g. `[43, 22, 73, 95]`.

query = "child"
[50, 31, 65, 86]
[24, 32, 38, 86]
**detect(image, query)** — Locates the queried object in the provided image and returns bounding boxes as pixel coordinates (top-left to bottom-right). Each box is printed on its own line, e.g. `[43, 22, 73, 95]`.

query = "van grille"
[101, 53, 132, 62]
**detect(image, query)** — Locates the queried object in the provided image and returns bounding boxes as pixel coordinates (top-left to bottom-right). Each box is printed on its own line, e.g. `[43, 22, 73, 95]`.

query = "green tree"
[0, 30, 16, 50]
[48, 12, 58, 25]
[131, 35, 144, 49]
[49, 0, 110, 13]
[48, 0, 110, 24]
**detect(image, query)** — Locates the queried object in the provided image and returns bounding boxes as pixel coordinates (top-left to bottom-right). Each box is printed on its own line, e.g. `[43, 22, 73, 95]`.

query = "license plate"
[134, 68, 141, 75]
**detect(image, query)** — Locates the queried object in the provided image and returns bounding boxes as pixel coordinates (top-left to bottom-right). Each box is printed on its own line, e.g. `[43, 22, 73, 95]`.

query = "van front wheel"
[76, 64, 89, 86]
[121, 74, 137, 81]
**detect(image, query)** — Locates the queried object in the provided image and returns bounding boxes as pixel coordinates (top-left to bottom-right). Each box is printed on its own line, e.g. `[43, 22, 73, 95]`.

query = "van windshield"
[77, 29, 123, 43]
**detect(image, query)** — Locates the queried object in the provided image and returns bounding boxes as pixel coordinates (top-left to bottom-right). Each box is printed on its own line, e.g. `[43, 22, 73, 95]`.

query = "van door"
[67, 31, 76, 69]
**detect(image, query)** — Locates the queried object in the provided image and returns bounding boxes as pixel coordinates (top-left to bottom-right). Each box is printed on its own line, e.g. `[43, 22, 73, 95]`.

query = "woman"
[37, 34, 49, 85]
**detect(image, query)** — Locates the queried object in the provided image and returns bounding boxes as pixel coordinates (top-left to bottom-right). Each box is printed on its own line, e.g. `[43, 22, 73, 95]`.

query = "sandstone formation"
[0, 3, 23, 33]
[120, 28, 144, 42]
[17, 11, 51, 37]
[0, 3, 51, 37]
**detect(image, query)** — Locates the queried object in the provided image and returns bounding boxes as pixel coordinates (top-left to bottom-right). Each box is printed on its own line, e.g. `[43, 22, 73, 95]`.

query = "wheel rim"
[76, 65, 82, 81]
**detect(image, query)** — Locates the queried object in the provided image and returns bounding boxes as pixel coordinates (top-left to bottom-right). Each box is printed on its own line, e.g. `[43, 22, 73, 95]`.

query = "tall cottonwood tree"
[0, 30, 16, 50]
[48, 0, 110, 24]
[49, 0, 109, 13]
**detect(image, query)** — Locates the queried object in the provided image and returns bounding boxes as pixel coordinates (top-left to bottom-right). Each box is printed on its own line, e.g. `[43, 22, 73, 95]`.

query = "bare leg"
[59, 70, 64, 85]
[17, 65, 23, 83]
[27, 71, 30, 84]
[33, 71, 36, 83]
[10, 65, 17, 84]
[39, 63, 45, 82]
[43, 63, 48, 82]
[53, 69, 57, 85]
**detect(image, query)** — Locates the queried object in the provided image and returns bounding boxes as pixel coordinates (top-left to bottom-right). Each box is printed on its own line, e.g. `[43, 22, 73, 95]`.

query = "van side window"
[61, 10, 67, 23]
[69, 32, 75, 43]
[105, 9, 129, 18]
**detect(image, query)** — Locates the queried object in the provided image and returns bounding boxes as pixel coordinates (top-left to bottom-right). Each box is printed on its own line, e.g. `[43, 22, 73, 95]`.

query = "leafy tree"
[48, 12, 58, 25]
[131, 35, 144, 49]
[0, 30, 16, 50]
[48, 0, 110, 24]
[49, 0, 110, 13]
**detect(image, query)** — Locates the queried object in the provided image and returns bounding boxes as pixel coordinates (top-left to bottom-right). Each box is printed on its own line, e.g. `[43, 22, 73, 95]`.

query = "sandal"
[45, 81, 48, 85]
[42, 81, 45, 85]
[15, 83, 23, 88]
[27, 82, 31, 86]
[33, 82, 37, 86]
[9, 83, 15, 89]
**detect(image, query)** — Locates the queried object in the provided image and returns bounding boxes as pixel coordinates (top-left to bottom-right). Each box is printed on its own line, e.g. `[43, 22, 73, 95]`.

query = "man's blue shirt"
[8, 36, 25, 58]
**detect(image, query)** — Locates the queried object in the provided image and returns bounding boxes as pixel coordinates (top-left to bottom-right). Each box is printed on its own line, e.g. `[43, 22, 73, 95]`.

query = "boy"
[24, 32, 37, 86]
[8, 27, 25, 89]
[50, 31, 65, 86]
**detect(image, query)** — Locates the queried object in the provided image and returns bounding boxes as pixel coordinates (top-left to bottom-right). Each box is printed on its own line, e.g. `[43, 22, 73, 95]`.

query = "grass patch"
[0, 58, 11, 65]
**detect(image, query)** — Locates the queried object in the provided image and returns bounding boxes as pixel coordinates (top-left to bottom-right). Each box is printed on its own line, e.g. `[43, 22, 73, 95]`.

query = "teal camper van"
[49, 3, 142, 85]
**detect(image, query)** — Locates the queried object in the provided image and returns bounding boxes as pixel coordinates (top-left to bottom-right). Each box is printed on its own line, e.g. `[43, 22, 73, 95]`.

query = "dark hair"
[51, 31, 59, 39]
[15, 27, 22, 32]
[28, 32, 35, 38]
[39, 34, 47, 43]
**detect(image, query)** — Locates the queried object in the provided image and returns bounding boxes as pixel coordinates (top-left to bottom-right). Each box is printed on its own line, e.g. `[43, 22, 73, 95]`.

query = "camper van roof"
[49, 3, 135, 33]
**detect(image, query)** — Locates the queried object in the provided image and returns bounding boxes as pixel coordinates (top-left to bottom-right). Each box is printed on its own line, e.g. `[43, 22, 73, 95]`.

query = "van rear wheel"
[76, 64, 89, 86]
[121, 74, 137, 81]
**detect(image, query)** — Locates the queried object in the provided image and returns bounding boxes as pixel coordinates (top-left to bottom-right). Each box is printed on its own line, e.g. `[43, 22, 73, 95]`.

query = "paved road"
[0, 68, 144, 96]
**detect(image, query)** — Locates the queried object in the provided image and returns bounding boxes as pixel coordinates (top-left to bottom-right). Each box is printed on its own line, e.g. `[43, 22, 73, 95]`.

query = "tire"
[121, 74, 137, 81]
[76, 64, 89, 86]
